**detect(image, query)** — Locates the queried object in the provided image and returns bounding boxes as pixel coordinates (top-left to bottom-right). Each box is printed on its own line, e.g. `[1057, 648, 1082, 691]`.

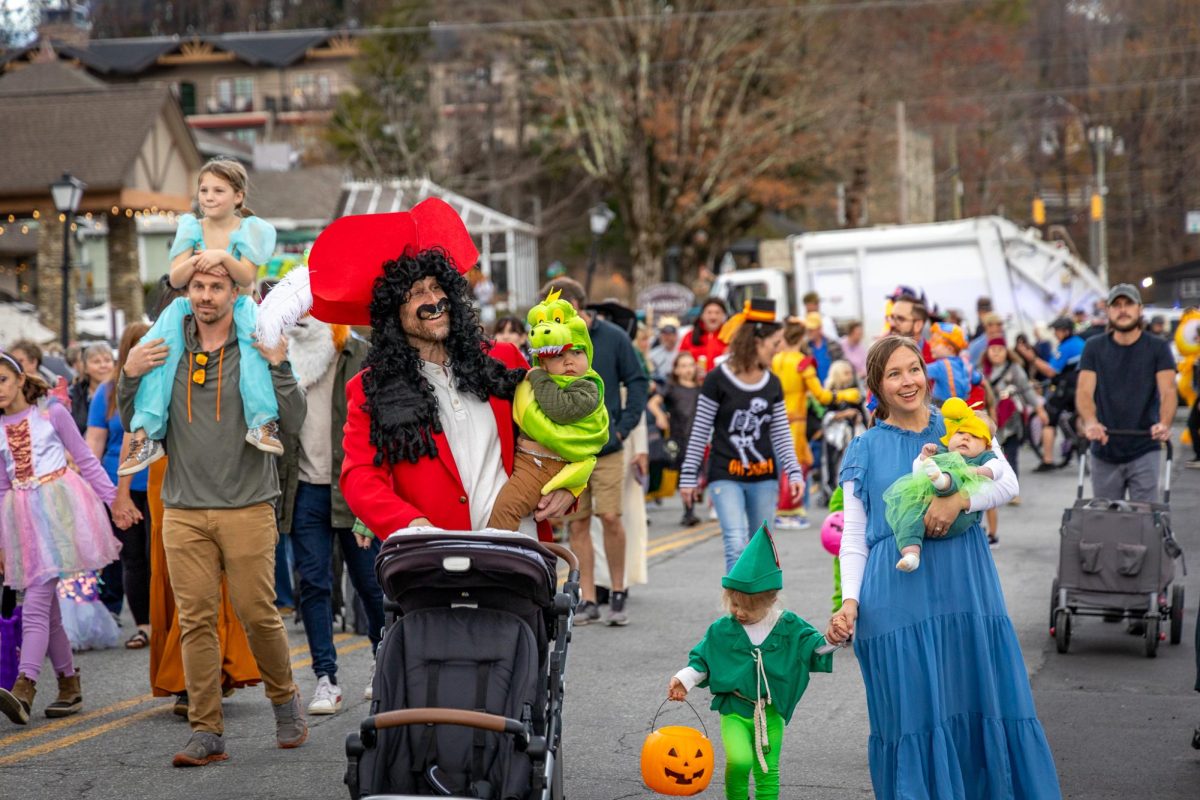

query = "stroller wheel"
[1054, 610, 1071, 654]
[1192, 727, 1200, 750]
[1169, 585, 1184, 645]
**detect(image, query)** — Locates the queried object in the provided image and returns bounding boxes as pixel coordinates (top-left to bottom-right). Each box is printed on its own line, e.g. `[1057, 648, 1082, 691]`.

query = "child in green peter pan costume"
[486, 289, 610, 531]
[667, 523, 834, 800]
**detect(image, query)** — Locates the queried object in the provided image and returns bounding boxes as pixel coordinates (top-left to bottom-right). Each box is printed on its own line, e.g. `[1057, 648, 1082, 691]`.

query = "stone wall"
[35, 215, 73, 343]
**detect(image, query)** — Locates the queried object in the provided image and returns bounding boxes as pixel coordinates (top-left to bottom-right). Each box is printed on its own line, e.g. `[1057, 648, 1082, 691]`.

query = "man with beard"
[887, 294, 933, 362]
[1076, 284, 1177, 502]
[268, 198, 575, 539]
[272, 314, 385, 716]
[119, 267, 307, 766]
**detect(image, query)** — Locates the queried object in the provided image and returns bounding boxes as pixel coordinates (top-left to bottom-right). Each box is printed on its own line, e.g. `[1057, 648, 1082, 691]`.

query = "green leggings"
[719, 706, 784, 800]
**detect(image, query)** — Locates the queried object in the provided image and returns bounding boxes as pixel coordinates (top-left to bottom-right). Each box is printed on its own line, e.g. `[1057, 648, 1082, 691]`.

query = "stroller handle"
[364, 708, 527, 738]
[1075, 429, 1173, 504]
[540, 541, 579, 573]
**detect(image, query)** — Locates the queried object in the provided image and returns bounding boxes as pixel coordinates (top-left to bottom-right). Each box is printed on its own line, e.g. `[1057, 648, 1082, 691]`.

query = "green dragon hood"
[526, 289, 593, 367]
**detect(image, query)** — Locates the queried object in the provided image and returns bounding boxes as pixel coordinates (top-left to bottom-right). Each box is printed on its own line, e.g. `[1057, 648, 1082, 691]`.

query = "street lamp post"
[1087, 125, 1112, 286]
[49, 173, 86, 348]
[584, 203, 615, 298]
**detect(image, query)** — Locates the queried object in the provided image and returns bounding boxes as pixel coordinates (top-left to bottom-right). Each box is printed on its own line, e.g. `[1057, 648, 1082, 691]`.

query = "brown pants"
[162, 504, 295, 734]
[488, 449, 566, 531]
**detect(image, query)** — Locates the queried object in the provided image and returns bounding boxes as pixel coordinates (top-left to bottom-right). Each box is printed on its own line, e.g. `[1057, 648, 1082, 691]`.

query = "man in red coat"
[295, 199, 575, 538]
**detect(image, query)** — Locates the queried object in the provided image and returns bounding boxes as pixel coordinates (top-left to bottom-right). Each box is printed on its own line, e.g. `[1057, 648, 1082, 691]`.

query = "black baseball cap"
[1049, 317, 1074, 331]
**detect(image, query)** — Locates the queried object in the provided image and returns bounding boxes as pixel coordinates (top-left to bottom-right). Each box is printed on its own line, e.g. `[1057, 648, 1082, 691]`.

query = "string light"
[124, 209, 132, 218]
[31, 210, 39, 219]
[111, 206, 118, 215]
[6, 215, 13, 223]
[20, 225, 28, 234]
[58, 213, 66, 222]
[69, 223, 77, 231]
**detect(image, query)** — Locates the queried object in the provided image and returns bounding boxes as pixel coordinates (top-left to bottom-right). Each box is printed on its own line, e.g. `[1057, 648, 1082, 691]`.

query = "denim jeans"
[274, 533, 294, 609]
[290, 482, 386, 681]
[710, 479, 779, 573]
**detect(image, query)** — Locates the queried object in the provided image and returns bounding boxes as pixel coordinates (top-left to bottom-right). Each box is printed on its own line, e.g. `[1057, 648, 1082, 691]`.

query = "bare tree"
[519, 0, 832, 296]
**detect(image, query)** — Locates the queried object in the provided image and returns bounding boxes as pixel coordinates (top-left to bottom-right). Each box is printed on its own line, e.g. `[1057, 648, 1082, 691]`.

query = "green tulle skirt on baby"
[883, 451, 987, 551]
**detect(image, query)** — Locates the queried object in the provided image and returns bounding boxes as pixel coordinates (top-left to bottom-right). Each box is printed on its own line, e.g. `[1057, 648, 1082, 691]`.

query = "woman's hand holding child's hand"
[825, 600, 858, 644]
[668, 677, 688, 701]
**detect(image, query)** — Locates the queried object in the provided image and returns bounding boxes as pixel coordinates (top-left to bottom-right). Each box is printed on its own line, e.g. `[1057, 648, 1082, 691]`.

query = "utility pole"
[948, 126, 962, 220]
[896, 101, 908, 224]
[1088, 125, 1112, 285]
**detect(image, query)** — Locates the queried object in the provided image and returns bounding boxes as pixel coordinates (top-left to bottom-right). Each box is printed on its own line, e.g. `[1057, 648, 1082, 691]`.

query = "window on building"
[177, 82, 196, 115]
[1181, 278, 1200, 299]
[293, 72, 333, 107]
[213, 77, 255, 112]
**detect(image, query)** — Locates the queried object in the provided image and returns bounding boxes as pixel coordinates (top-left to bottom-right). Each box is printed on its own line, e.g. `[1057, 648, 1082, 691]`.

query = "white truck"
[712, 216, 1107, 340]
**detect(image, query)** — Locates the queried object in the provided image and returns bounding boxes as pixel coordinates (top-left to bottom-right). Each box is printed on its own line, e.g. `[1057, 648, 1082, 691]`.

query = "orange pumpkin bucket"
[640, 699, 715, 796]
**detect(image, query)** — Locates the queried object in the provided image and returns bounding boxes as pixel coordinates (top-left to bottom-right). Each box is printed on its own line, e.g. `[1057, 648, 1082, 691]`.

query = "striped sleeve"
[769, 400, 802, 482]
[679, 394, 718, 488]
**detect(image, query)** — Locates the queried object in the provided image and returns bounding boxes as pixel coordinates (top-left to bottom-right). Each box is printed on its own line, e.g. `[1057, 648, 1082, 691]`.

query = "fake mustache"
[416, 298, 451, 320]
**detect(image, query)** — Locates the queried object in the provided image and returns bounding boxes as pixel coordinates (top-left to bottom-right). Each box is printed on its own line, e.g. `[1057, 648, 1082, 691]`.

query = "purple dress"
[0, 399, 119, 590]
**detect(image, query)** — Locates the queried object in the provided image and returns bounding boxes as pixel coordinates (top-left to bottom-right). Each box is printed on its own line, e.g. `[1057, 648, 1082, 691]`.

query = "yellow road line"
[291, 637, 373, 671]
[0, 630, 363, 754]
[0, 636, 375, 766]
[0, 704, 170, 766]
[647, 528, 720, 558]
[0, 693, 154, 751]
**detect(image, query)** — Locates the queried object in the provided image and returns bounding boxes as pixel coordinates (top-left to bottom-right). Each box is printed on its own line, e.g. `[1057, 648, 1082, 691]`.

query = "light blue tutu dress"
[839, 410, 1061, 799]
[131, 213, 278, 440]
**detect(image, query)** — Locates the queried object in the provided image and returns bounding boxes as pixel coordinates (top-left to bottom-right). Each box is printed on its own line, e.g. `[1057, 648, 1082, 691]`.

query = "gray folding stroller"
[1050, 432, 1186, 658]
[345, 530, 578, 799]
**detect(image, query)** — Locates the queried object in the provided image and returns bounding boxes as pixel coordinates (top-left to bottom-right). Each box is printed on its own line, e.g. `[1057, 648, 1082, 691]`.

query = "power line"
[360, 0, 997, 36]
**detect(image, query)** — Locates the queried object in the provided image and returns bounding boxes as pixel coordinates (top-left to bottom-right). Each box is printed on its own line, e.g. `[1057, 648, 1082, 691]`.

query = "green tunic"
[686, 611, 832, 724]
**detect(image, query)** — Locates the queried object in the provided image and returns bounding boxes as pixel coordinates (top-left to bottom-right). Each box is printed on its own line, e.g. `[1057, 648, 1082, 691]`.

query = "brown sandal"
[125, 629, 150, 649]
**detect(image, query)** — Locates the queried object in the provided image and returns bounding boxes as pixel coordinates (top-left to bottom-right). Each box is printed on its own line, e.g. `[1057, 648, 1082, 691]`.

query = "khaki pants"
[162, 504, 295, 734]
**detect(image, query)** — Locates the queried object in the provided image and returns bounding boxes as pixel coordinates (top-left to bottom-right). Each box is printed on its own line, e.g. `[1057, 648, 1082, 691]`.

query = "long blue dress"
[839, 410, 1061, 799]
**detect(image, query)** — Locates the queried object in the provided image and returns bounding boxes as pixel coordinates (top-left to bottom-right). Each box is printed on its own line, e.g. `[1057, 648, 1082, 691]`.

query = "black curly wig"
[361, 248, 525, 466]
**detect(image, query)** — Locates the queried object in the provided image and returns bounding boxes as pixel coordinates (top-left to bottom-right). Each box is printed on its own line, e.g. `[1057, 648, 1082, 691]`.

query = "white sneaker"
[363, 657, 376, 701]
[307, 675, 343, 715]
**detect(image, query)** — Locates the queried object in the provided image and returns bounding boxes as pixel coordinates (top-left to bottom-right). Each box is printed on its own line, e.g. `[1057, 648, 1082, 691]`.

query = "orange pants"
[147, 458, 261, 698]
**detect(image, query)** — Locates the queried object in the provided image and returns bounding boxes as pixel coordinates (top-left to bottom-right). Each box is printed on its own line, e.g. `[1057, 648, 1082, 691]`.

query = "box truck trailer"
[712, 217, 1107, 340]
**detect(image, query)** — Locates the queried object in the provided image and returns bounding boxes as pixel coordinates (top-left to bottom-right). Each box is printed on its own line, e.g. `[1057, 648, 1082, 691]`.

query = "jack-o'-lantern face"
[662, 745, 706, 786]
[640, 725, 714, 795]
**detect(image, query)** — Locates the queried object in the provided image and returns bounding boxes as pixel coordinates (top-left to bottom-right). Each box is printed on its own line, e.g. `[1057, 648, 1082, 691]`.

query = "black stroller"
[345, 530, 579, 799]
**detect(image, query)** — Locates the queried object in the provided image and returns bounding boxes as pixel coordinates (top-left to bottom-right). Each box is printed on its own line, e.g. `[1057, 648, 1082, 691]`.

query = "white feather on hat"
[256, 266, 314, 348]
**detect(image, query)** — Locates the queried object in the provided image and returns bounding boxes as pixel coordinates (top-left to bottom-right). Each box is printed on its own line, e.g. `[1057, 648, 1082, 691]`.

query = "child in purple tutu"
[0, 353, 120, 725]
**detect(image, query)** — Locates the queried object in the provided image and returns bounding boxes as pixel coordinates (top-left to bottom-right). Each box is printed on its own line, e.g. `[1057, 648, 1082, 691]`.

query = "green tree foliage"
[325, 1, 436, 179]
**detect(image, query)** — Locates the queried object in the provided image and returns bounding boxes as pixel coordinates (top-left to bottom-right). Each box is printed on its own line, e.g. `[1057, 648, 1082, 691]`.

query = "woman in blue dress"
[825, 336, 1061, 799]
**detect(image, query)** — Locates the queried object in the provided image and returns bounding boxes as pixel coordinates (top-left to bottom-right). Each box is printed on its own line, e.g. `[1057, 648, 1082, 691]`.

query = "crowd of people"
[0, 153, 1195, 796]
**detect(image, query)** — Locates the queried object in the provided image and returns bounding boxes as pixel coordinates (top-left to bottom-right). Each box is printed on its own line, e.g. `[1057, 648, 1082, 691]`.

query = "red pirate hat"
[307, 197, 479, 326]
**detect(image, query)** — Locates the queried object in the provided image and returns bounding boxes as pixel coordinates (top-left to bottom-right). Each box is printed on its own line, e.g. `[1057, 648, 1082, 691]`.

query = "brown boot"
[44, 670, 81, 718]
[0, 674, 35, 725]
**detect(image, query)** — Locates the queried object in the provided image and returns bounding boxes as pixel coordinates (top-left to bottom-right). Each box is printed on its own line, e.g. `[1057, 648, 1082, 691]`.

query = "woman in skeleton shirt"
[679, 299, 804, 573]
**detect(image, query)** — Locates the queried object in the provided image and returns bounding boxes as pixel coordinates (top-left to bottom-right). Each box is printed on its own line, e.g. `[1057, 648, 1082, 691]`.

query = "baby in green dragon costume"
[487, 289, 610, 530]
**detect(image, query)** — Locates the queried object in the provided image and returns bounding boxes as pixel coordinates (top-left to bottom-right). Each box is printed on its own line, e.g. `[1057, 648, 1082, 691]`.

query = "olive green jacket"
[276, 333, 369, 533]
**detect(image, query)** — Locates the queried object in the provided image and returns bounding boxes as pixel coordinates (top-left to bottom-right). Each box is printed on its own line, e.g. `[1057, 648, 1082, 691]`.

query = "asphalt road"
[0, 436, 1197, 799]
